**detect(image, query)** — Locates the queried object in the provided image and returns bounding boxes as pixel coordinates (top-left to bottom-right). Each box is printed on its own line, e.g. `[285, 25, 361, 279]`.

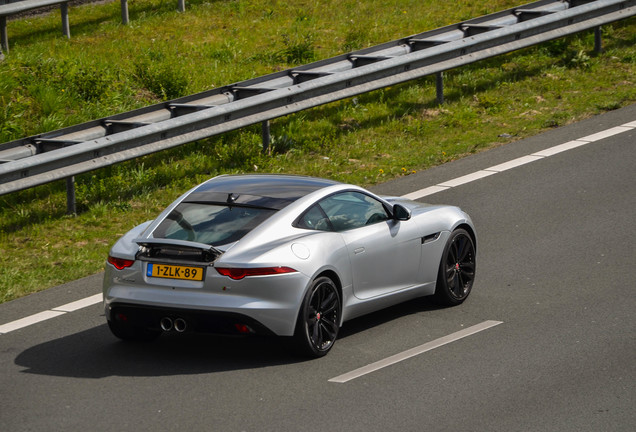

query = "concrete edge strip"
[0, 119, 634, 335]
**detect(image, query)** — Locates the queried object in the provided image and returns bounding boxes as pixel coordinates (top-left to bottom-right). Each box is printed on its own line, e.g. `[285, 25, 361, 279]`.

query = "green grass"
[0, 0, 635, 303]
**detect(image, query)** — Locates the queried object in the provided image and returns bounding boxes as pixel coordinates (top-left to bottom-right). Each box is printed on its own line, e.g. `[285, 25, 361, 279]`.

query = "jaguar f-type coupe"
[103, 174, 476, 357]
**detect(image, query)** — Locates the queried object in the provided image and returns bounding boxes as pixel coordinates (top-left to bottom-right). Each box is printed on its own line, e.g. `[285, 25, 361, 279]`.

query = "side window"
[297, 204, 333, 231]
[320, 191, 389, 232]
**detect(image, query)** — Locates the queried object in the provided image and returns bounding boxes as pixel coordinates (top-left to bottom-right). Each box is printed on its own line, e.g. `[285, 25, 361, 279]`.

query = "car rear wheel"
[294, 276, 341, 358]
[107, 317, 161, 342]
[434, 228, 476, 306]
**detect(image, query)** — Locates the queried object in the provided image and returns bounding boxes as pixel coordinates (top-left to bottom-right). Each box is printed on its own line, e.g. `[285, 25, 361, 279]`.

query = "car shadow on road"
[14, 325, 300, 379]
[338, 296, 443, 339]
[13, 297, 443, 379]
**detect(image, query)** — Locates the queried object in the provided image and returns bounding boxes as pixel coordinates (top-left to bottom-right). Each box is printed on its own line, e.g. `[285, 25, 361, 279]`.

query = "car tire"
[294, 276, 341, 358]
[433, 228, 476, 306]
[107, 318, 161, 342]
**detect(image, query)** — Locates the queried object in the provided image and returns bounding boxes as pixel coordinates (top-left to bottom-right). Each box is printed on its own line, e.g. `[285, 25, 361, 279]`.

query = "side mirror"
[392, 204, 411, 221]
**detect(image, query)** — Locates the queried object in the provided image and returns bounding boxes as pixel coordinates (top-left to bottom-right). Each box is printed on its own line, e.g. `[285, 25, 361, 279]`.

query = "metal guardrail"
[0, 0, 634, 209]
[0, 0, 186, 53]
[1, 0, 71, 52]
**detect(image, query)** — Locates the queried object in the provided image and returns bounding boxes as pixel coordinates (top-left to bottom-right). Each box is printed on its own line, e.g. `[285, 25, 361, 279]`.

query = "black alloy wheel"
[295, 276, 341, 358]
[434, 228, 476, 306]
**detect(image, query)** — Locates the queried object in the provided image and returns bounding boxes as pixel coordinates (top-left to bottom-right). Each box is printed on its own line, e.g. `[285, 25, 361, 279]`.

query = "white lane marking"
[0, 119, 634, 335]
[0, 295, 102, 334]
[578, 126, 632, 142]
[329, 320, 503, 383]
[438, 170, 496, 187]
[0, 311, 66, 334]
[404, 119, 635, 201]
[531, 140, 587, 157]
[402, 185, 449, 200]
[51, 294, 102, 312]
[485, 155, 544, 172]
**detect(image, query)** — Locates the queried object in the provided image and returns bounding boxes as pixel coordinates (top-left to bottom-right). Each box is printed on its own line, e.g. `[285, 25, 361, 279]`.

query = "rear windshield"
[152, 203, 276, 246]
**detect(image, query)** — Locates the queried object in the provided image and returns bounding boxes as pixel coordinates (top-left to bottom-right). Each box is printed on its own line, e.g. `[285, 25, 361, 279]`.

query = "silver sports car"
[103, 174, 476, 357]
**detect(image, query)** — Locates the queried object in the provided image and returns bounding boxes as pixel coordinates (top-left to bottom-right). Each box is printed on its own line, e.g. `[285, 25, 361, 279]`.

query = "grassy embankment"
[0, 0, 634, 302]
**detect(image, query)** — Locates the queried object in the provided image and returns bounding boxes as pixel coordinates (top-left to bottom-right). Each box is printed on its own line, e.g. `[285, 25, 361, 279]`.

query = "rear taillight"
[215, 266, 297, 280]
[108, 256, 135, 270]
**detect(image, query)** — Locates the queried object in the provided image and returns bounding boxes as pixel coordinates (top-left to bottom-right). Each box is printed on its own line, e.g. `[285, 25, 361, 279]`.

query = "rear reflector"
[215, 266, 297, 280]
[234, 324, 254, 334]
[108, 256, 135, 270]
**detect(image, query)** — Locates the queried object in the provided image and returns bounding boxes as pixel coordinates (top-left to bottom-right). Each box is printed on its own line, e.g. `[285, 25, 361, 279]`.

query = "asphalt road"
[1, 104, 635, 431]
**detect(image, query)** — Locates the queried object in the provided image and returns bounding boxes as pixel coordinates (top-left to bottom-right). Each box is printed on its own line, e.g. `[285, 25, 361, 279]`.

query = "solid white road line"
[438, 170, 496, 187]
[403, 119, 635, 201]
[0, 119, 634, 335]
[531, 140, 587, 157]
[402, 185, 449, 200]
[485, 155, 544, 173]
[0, 311, 66, 334]
[329, 320, 504, 383]
[578, 126, 632, 142]
[51, 294, 103, 313]
[0, 294, 102, 334]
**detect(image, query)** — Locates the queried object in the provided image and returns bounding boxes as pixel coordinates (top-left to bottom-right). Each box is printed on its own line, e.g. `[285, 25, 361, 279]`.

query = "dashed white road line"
[0, 119, 634, 335]
[329, 320, 504, 383]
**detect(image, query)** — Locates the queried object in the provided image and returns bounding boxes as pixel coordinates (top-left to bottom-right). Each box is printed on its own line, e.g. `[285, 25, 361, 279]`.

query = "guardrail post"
[66, 176, 76, 216]
[262, 121, 271, 154]
[594, 26, 602, 54]
[436, 72, 444, 105]
[1, 16, 7, 53]
[61, 2, 70, 39]
[178, 0, 185, 12]
[121, 0, 129, 25]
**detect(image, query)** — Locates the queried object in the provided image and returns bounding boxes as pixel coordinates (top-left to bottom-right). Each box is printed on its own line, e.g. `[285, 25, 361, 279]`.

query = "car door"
[318, 192, 422, 300]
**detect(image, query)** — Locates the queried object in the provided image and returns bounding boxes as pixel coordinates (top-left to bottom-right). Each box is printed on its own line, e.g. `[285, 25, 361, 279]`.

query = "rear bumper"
[103, 265, 311, 336]
[107, 303, 277, 336]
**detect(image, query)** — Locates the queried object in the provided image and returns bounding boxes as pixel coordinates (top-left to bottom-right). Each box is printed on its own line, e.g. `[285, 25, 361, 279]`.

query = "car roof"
[183, 174, 342, 210]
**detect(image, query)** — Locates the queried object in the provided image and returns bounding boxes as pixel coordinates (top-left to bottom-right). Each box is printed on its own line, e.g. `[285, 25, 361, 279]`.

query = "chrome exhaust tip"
[160, 317, 174, 332]
[174, 318, 187, 333]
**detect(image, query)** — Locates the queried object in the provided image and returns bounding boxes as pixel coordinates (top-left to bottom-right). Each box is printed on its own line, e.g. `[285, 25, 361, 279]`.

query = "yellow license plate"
[147, 263, 204, 281]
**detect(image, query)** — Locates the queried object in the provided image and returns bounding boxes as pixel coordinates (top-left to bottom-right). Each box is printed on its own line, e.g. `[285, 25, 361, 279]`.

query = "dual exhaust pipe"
[160, 317, 187, 333]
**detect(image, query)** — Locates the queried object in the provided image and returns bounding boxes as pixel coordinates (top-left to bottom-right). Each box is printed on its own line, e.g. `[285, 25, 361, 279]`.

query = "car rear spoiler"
[134, 238, 223, 262]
